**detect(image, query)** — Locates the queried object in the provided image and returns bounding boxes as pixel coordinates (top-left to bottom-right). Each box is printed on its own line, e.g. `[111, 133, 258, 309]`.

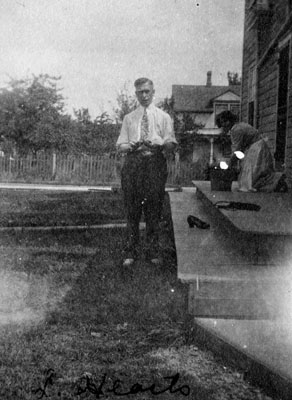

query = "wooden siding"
[258, 1, 290, 58]
[257, 53, 278, 140]
[285, 39, 292, 186]
[241, 1, 258, 122]
[242, 0, 292, 185]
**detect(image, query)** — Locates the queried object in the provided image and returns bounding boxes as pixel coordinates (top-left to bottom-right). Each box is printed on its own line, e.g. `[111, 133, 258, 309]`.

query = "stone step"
[188, 280, 279, 319]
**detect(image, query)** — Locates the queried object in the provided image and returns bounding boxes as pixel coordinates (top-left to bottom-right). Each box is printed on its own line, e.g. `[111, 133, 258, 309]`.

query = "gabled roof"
[212, 90, 241, 102]
[172, 84, 241, 112]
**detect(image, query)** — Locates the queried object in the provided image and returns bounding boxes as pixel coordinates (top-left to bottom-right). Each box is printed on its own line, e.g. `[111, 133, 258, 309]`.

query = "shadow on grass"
[0, 194, 213, 399]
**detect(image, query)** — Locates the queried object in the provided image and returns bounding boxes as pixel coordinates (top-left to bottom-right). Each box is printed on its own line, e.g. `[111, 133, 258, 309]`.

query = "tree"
[157, 96, 175, 118]
[74, 107, 92, 125]
[113, 82, 137, 124]
[0, 73, 121, 156]
[0, 74, 70, 155]
[157, 95, 183, 135]
[94, 111, 112, 126]
[227, 71, 241, 86]
[72, 108, 119, 155]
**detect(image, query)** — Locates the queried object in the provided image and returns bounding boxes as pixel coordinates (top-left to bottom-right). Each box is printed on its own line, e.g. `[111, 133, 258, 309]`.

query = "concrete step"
[193, 181, 292, 264]
[169, 186, 292, 399]
[188, 280, 278, 319]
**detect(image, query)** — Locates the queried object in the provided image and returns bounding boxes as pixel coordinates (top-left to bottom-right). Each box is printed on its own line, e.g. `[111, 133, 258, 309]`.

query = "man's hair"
[134, 77, 154, 88]
[215, 110, 238, 128]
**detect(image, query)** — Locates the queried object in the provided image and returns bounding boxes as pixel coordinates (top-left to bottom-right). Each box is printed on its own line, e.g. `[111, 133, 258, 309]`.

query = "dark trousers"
[121, 152, 168, 257]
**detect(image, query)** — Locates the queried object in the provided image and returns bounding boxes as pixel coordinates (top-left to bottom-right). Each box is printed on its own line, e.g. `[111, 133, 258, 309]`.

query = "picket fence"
[0, 153, 203, 186]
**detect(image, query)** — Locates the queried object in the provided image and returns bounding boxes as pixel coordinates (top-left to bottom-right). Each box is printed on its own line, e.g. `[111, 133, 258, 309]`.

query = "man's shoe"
[122, 258, 135, 266]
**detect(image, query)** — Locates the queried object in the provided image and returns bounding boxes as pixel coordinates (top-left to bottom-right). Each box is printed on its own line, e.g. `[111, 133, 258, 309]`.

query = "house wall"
[175, 112, 210, 131]
[257, 52, 278, 147]
[284, 39, 292, 182]
[193, 113, 210, 127]
[242, 0, 292, 184]
[258, 1, 290, 59]
[241, 1, 258, 123]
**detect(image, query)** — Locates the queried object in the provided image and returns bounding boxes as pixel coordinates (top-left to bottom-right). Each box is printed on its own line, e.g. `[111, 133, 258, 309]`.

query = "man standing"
[116, 77, 177, 266]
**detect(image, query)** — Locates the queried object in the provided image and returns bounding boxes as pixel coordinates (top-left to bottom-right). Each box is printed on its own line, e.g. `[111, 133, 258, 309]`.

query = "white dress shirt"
[116, 104, 177, 148]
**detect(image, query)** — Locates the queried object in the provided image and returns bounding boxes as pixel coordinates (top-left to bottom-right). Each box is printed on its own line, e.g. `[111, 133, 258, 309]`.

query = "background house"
[172, 71, 241, 164]
[241, 0, 292, 184]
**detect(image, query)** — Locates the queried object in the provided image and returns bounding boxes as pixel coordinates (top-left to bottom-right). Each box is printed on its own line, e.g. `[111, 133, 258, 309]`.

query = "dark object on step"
[274, 175, 289, 193]
[210, 167, 235, 191]
[187, 215, 210, 229]
[215, 201, 261, 211]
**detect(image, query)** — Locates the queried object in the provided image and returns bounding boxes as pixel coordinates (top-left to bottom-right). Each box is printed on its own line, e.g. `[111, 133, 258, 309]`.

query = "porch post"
[52, 152, 56, 179]
[209, 137, 214, 165]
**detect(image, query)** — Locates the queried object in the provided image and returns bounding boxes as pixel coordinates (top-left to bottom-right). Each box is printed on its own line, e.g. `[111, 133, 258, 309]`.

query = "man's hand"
[162, 142, 176, 153]
[129, 141, 143, 152]
[118, 141, 142, 153]
[119, 140, 176, 154]
[143, 140, 163, 151]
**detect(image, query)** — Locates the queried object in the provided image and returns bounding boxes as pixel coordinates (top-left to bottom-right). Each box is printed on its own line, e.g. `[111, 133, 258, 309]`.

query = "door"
[275, 43, 290, 169]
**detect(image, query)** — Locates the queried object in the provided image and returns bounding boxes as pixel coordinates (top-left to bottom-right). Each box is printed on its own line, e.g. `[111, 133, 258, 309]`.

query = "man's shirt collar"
[137, 103, 155, 113]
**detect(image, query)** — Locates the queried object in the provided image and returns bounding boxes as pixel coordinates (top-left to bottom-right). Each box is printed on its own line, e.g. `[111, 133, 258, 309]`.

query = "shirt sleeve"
[162, 114, 177, 145]
[116, 115, 130, 148]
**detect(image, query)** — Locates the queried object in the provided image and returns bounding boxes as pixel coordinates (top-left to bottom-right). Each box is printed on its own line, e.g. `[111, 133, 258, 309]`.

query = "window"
[248, 66, 257, 126]
[248, 102, 255, 126]
[215, 104, 228, 118]
[214, 103, 240, 125]
[230, 105, 240, 118]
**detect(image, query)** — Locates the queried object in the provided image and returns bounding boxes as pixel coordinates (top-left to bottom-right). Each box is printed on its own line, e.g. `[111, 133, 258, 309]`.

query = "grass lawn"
[0, 190, 126, 226]
[0, 190, 273, 400]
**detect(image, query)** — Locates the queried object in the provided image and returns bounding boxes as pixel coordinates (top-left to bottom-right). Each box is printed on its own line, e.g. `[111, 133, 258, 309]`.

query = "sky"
[0, 0, 245, 118]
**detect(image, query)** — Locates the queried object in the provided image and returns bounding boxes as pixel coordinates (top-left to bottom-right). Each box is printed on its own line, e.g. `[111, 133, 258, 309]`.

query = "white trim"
[278, 33, 292, 50]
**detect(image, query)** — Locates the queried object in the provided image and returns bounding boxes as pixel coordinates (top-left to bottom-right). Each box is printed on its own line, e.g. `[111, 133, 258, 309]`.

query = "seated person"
[216, 111, 288, 193]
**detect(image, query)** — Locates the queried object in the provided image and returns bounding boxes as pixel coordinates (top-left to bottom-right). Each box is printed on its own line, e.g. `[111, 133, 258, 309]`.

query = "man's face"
[135, 82, 155, 108]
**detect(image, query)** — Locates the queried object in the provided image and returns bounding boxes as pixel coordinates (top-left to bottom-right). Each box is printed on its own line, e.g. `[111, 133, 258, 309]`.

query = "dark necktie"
[140, 108, 149, 140]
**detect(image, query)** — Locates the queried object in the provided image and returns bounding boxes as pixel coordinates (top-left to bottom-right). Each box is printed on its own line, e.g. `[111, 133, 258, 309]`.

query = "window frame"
[248, 65, 257, 127]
